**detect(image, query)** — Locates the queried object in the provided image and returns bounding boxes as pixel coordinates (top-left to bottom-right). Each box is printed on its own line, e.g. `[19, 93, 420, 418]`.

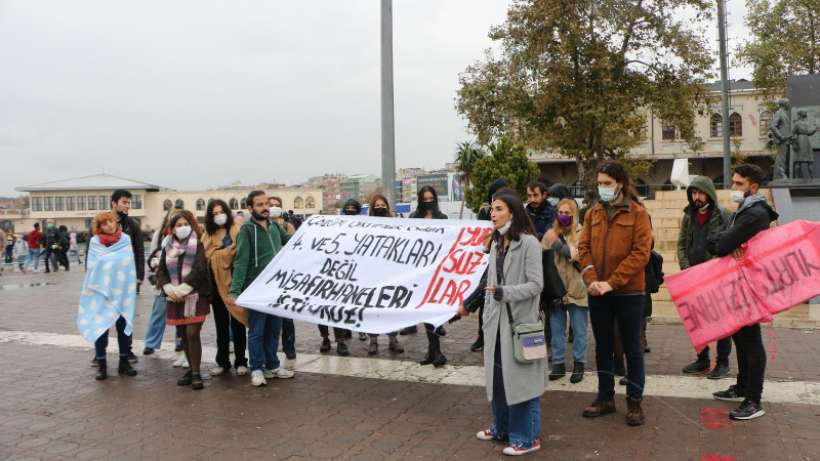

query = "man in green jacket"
[677, 176, 732, 379]
[228, 190, 295, 386]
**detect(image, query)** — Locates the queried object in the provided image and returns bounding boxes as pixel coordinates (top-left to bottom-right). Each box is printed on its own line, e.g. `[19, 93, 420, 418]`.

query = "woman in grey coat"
[460, 190, 545, 456]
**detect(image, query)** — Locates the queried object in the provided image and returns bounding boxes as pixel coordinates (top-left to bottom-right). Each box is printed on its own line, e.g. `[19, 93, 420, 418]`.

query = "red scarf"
[99, 229, 122, 247]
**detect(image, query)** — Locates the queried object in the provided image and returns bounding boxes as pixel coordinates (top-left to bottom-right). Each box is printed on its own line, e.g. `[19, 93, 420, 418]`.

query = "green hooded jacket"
[676, 175, 731, 270]
[230, 219, 290, 298]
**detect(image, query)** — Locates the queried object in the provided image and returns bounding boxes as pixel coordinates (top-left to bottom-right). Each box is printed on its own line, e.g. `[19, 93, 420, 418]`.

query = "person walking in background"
[543, 198, 588, 384]
[579, 161, 652, 427]
[43, 223, 59, 273]
[14, 234, 29, 273]
[203, 199, 249, 377]
[156, 210, 211, 391]
[78, 211, 138, 381]
[710, 163, 778, 420]
[678, 176, 733, 379]
[56, 225, 70, 271]
[27, 223, 42, 272]
[461, 190, 545, 456]
[68, 230, 82, 265]
[366, 194, 405, 356]
[229, 191, 295, 386]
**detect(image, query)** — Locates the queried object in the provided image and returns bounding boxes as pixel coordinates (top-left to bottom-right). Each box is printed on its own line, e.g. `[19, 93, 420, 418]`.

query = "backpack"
[645, 250, 664, 294]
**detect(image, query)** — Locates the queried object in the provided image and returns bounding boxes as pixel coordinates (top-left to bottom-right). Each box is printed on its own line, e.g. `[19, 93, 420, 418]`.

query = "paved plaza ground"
[1, 269, 819, 460]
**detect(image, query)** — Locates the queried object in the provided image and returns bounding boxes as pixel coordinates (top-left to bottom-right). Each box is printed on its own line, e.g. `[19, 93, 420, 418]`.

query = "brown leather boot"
[625, 397, 646, 426]
[582, 399, 616, 418]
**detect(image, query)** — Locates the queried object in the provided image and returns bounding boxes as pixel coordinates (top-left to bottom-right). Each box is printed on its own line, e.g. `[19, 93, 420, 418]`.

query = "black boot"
[419, 331, 437, 365]
[319, 336, 331, 353]
[95, 359, 108, 380]
[549, 363, 566, 381]
[470, 331, 484, 352]
[118, 357, 137, 377]
[682, 356, 710, 374]
[336, 341, 350, 357]
[570, 362, 585, 384]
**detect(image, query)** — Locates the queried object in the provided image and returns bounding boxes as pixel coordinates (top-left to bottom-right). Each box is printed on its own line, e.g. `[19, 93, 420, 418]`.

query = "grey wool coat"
[482, 233, 546, 405]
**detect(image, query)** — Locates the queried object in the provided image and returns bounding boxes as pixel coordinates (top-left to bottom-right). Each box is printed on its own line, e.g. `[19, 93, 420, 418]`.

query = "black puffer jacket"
[709, 195, 778, 256]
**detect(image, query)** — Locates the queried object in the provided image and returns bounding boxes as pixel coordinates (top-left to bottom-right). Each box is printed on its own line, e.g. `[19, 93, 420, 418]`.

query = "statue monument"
[770, 98, 792, 179]
[792, 109, 817, 179]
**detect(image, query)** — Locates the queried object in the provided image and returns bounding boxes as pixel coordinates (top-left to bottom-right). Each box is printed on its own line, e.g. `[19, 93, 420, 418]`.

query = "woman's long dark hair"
[205, 199, 234, 235]
[596, 161, 641, 203]
[368, 194, 393, 217]
[491, 190, 535, 243]
[411, 185, 442, 218]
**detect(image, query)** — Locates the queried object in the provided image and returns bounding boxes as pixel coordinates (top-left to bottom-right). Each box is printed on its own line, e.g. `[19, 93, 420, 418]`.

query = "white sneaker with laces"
[271, 367, 295, 379]
[173, 353, 188, 368]
[262, 369, 275, 379]
[236, 366, 249, 376]
[502, 439, 541, 456]
[251, 370, 267, 387]
[210, 366, 225, 376]
[476, 429, 494, 441]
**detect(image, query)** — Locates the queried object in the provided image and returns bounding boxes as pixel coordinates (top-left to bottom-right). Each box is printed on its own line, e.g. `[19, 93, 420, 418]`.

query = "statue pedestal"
[768, 179, 820, 305]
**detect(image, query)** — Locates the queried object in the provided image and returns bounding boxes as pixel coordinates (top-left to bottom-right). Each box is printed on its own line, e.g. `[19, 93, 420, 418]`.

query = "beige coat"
[483, 234, 545, 405]
[541, 228, 587, 307]
[202, 223, 248, 326]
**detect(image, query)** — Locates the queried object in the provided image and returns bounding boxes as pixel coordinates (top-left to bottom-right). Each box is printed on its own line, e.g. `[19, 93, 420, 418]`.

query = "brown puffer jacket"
[578, 199, 652, 295]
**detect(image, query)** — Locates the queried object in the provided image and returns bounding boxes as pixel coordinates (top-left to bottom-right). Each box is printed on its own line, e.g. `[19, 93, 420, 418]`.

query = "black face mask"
[419, 201, 434, 212]
[343, 208, 358, 216]
[372, 208, 388, 217]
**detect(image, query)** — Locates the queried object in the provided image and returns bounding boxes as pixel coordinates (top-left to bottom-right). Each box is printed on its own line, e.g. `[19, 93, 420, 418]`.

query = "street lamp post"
[717, 0, 732, 188]
[380, 0, 396, 206]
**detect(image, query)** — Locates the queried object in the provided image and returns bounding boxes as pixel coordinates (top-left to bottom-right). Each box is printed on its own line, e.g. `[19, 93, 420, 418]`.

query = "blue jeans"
[281, 318, 296, 356]
[490, 339, 541, 449]
[248, 310, 283, 371]
[143, 295, 168, 350]
[589, 294, 646, 400]
[549, 303, 589, 365]
[28, 249, 40, 270]
[95, 317, 132, 359]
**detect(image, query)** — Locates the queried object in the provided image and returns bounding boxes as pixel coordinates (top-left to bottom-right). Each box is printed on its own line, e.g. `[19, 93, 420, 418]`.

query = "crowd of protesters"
[1, 159, 771, 457]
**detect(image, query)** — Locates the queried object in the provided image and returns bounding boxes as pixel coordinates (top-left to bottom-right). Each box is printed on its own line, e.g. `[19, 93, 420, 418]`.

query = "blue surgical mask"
[598, 186, 618, 203]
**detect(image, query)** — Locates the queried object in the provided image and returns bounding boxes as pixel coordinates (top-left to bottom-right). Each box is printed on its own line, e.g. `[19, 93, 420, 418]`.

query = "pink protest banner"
[666, 220, 820, 352]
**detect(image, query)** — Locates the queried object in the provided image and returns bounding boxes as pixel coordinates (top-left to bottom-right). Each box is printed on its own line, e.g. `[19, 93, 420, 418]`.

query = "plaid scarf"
[164, 233, 199, 317]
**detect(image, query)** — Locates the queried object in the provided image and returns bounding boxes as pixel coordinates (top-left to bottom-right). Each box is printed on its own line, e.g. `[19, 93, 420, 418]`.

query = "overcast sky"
[0, 0, 751, 196]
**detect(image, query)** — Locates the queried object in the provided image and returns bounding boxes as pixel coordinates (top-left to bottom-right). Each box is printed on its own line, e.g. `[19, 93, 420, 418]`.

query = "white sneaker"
[210, 366, 225, 376]
[284, 358, 296, 371]
[236, 366, 249, 376]
[476, 429, 495, 441]
[173, 353, 188, 368]
[270, 367, 295, 379]
[251, 370, 267, 386]
[502, 439, 541, 456]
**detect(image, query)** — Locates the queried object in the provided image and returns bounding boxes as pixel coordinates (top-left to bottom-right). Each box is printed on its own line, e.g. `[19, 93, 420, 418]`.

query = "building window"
[32, 197, 43, 212]
[305, 197, 315, 209]
[729, 112, 742, 137]
[759, 111, 771, 137]
[196, 199, 206, 211]
[99, 196, 108, 210]
[710, 114, 723, 138]
[661, 123, 676, 141]
[163, 199, 172, 211]
[76, 196, 86, 211]
[174, 199, 184, 209]
[229, 198, 239, 210]
[132, 194, 142, 210]
[65, 196, 75, 211]
[87, 196, 97, 211]
[294, 197, 304, 209]
[44, 197, 54, 212]
[54, 197, 64, 211]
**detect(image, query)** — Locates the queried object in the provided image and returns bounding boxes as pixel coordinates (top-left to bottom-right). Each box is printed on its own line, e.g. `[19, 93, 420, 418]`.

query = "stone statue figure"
[791, 109, 817, 179]
[769, 98, 792, 179]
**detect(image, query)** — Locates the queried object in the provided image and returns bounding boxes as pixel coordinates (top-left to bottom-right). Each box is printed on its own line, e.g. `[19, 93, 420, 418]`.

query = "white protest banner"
[236, 215, 494, 334]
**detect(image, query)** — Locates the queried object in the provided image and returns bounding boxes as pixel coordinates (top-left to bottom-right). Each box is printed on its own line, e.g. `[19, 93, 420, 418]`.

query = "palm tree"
[455, 141, 484, 218]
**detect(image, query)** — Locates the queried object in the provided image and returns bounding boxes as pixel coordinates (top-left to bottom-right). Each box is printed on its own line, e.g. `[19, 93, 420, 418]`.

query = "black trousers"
[589, 294, 646, 400]
[697, 337, 733, 366]
[732, 323, 766, 403]
[211, 280, 247, 368]
[318, 324, 350, 341]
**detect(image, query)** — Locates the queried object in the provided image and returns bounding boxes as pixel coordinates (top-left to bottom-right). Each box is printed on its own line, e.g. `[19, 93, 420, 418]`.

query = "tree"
[738, 0, 819, 98]
[455, 141, 485, 218]
[465, 138, 540, 212]
[456, 0, 714, 189]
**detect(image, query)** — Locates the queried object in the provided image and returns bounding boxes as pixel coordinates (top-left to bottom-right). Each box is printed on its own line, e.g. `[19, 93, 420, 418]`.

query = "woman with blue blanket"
[157, 210, 211, 390]
[77, 211, 138, 381]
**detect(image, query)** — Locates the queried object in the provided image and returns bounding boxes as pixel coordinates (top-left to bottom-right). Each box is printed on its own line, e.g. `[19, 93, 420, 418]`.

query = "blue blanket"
[76, 234, 138, 344]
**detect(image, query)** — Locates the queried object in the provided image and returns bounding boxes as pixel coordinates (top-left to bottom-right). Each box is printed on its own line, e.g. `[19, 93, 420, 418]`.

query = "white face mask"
[730, 190, 747, 204]
[269, 206, 283, 218]
[498, 218, 513, 235]
[175, 226, 192, 240]
[598, 186, 618, 203]
[547, 197, 560, 207]
[213, 213, 228, 226]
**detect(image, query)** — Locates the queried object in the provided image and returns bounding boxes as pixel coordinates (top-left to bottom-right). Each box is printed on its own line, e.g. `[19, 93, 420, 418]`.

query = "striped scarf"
[164, 233, 199, 317]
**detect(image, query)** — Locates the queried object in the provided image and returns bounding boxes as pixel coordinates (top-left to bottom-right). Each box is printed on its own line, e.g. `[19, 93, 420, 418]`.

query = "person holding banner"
[229, 191, 295, 386]
[677, 176, 733, 379]
[203, 200, 249, 377]
[709, 163, 778, 421]
[156, 210, 211, 390]
[410, 186, 449, 368]
[460, 190, 545, 456]
[267, 196, 298, 369]
[578, 161, 652, 427]
[366, 194, 405, 356]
